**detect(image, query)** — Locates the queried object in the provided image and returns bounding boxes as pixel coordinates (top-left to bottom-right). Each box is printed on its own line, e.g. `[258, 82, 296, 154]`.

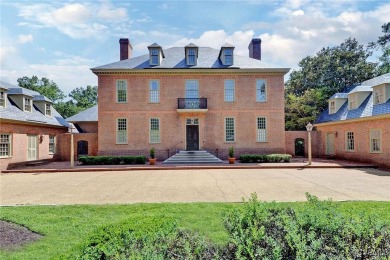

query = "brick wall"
[0, 122, 67, 170]
[315, 118, 390, 168]
[285, 131, 321, 157]
[56, 133, 98, 160]
[97, 73, 286, 159]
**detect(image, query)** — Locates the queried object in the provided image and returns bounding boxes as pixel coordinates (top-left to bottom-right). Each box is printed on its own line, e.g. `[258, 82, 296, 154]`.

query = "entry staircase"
[163, 150, 223, 164]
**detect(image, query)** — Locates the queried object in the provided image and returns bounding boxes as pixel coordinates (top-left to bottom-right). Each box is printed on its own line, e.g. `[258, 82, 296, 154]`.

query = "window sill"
[370, 151, 382, 154]
[345, 150, 355, 152]
[256, 141, 268, 143]
[115, 143, 128, 145]
[0, 156, 12, 159]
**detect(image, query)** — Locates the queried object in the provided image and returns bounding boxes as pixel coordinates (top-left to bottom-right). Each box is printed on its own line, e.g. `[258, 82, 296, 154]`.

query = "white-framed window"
[24, 97, 32, 112]
[345, 131, 354, 151]
[49, 135, 55, 154]
[224, 80, 235, 102]
[374, 87, 385, 105]
[45, 103, 51, 116]
[150, 48, 159, 65]
[185, 80, 199, 98]
[257, 117, 267, 142]
[370, 129, 382, 153]
[224, 49, 233, 65]
[187, 48, 196, 65]
[0, 134, 11, 157]
[149, 80, 160, 103]
[0, 91, 5, 107]
[116, 118, 128, 144]
[329, 101, 336, 114]
[225, 117, 235, 142]
[116, 80, 127, 103]
[348, 94, 357, 110]
[256, 79, 267, 102]
[150, 118, 160, 143]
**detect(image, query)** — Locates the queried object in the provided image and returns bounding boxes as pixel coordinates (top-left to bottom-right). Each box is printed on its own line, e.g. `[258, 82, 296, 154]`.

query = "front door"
[27, 135, 38, 161]
[326, 133, 335, 155]
[77, 140, 88, 156]
[186, 125, 199, 150]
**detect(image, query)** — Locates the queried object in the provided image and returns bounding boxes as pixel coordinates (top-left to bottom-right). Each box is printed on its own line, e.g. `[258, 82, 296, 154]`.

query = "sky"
[0, 0, 389, 94]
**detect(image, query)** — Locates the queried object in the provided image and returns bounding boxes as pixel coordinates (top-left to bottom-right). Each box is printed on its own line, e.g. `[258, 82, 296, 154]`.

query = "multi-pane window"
[0, 91, 5, 107]
[151, 48, 159, 65]
[150, 118, 160, 143]
[0, 134, 11, 157]
[116, 118, 128, 144]
[370, 129, 382, 153]
[49, 136, 55, 154]
[345, 132, 354, 151]
[24, 98, 32, 112]
[45, 103, 51, 116]
[224, 49, 233, 65]
[256, 79, 266, 102]
[225, 117, 235, 142]
[149, 80, 160, 103]
[116, 80, 127, 103]
[257, 117, 267, 142]
[349, 94, 357, 109]
[224, 80, 235, 102]
[188, 48, 196, 65]
[374, 87, 384, 105]
[329, 101, 336, 114]
[185, 80, 199, 98]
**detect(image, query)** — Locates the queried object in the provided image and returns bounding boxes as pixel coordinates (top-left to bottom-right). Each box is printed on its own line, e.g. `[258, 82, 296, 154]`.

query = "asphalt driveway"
[1, 168, 389, 205]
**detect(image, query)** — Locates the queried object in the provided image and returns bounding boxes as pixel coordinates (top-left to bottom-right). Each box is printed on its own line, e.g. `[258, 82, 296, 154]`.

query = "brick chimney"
[248, 38, 261, 60]
[119, 38, 133, 61]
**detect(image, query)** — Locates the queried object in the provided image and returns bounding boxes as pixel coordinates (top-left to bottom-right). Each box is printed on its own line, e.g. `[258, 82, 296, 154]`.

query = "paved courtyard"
[1, 168, 389, 205]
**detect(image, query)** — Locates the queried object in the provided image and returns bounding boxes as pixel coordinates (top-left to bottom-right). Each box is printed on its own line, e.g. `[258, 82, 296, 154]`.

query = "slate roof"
[0, 80, 69, 128]
[91, 47, 289, 71]
[316, 73, 390, 124]
[329, 93, 348, 99]
[66, 105, 98, 122]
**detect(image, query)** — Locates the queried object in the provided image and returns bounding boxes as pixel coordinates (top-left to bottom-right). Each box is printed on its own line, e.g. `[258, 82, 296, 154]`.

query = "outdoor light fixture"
[68, 124, 76, 168]
[306, 122, 313, 165]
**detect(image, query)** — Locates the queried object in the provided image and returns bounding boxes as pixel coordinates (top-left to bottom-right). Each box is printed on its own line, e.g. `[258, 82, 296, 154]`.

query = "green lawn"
[1, 201, 390, 259]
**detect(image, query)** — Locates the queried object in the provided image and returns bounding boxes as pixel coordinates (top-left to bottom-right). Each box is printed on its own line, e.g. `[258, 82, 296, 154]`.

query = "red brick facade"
[97, 72, 287, 159]
[56, 133, 98, 161]
[285, 131, 320, 157]
[315, 116, 390, 168]
[0, 121, 67, 170]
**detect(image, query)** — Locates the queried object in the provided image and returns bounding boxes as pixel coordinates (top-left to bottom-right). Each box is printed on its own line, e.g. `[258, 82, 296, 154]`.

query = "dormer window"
[185, 43, 199, 66]
[329, 101, 336, 114]
[374, 86, 385, 105]
[348, 94, 357, 110]
[148, 43, 164, 66]
[150, 48, 159, 65]
[45, 103, 51, 116]
[0, 91, 5, 107]
[224, 49, 233, 65]
[219, 44, 235, 66]
[24, 97, 32, 112]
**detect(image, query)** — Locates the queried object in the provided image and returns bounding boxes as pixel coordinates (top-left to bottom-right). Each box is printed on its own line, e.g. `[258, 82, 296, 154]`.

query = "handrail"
[177, 98, 207, 109]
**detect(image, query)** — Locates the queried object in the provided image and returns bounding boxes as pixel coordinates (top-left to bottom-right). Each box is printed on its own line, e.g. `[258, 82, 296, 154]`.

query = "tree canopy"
[285, 37, 376, 130]
[369, 22, 390, 75]
[17, 76, 65, 103]
[17, 76, 97, 119]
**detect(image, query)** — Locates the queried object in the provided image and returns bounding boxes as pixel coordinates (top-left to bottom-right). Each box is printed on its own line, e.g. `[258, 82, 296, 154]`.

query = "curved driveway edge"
[1, 168, 389, 205]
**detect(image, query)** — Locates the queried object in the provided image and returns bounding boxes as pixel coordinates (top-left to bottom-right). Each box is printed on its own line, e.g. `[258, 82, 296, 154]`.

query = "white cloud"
[292, 10, 304, 16]
[97, 4, 127, 20]
[17, 34, 34, 44]
[52, 3, 91, 24]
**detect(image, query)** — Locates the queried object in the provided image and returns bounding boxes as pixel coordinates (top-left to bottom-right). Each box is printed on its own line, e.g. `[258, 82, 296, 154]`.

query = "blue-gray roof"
[0, 81, 68, 128]
[92, 47, 289, 71]
[329, 93, 348, 99]
[316, 73, 390, 124]
[33, 95, 53, 102]
[66, 105, 98, 122]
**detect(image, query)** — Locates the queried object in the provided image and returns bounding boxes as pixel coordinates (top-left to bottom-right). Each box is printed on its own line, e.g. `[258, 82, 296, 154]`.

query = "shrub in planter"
[78, 156, 146, 165]
[239, 154, 291, 163]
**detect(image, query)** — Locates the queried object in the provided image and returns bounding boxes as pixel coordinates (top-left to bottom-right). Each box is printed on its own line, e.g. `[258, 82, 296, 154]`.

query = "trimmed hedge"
[239, 154, 292, 163]
[78, 156, 147, 165]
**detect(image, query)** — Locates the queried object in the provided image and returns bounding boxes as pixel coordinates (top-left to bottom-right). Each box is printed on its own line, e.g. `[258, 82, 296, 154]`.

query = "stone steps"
[163, 150, 223, 164]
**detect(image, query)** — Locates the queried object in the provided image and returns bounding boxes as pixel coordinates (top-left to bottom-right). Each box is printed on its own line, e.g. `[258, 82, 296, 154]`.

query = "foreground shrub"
[71, 218, 223, 259]
[239, 154, 292, 163]
[223, 193, 390, 259]
[78, 156, 146, 165]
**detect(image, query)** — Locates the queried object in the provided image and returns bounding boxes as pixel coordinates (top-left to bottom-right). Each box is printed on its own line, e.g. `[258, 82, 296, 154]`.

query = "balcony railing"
[177, 98, 207, 109]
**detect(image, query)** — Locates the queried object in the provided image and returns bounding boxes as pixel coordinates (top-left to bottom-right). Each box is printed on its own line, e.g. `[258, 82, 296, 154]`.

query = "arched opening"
[295, 138, 305, 156]
[77, 140, 88, 157]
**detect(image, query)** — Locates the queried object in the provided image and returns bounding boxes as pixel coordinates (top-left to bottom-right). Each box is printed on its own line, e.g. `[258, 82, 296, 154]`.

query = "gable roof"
[91, 47, 289, 72]
[0, 80, 68, 128]
[316, 73, 390, 125]
[66, 105, 98, 122]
